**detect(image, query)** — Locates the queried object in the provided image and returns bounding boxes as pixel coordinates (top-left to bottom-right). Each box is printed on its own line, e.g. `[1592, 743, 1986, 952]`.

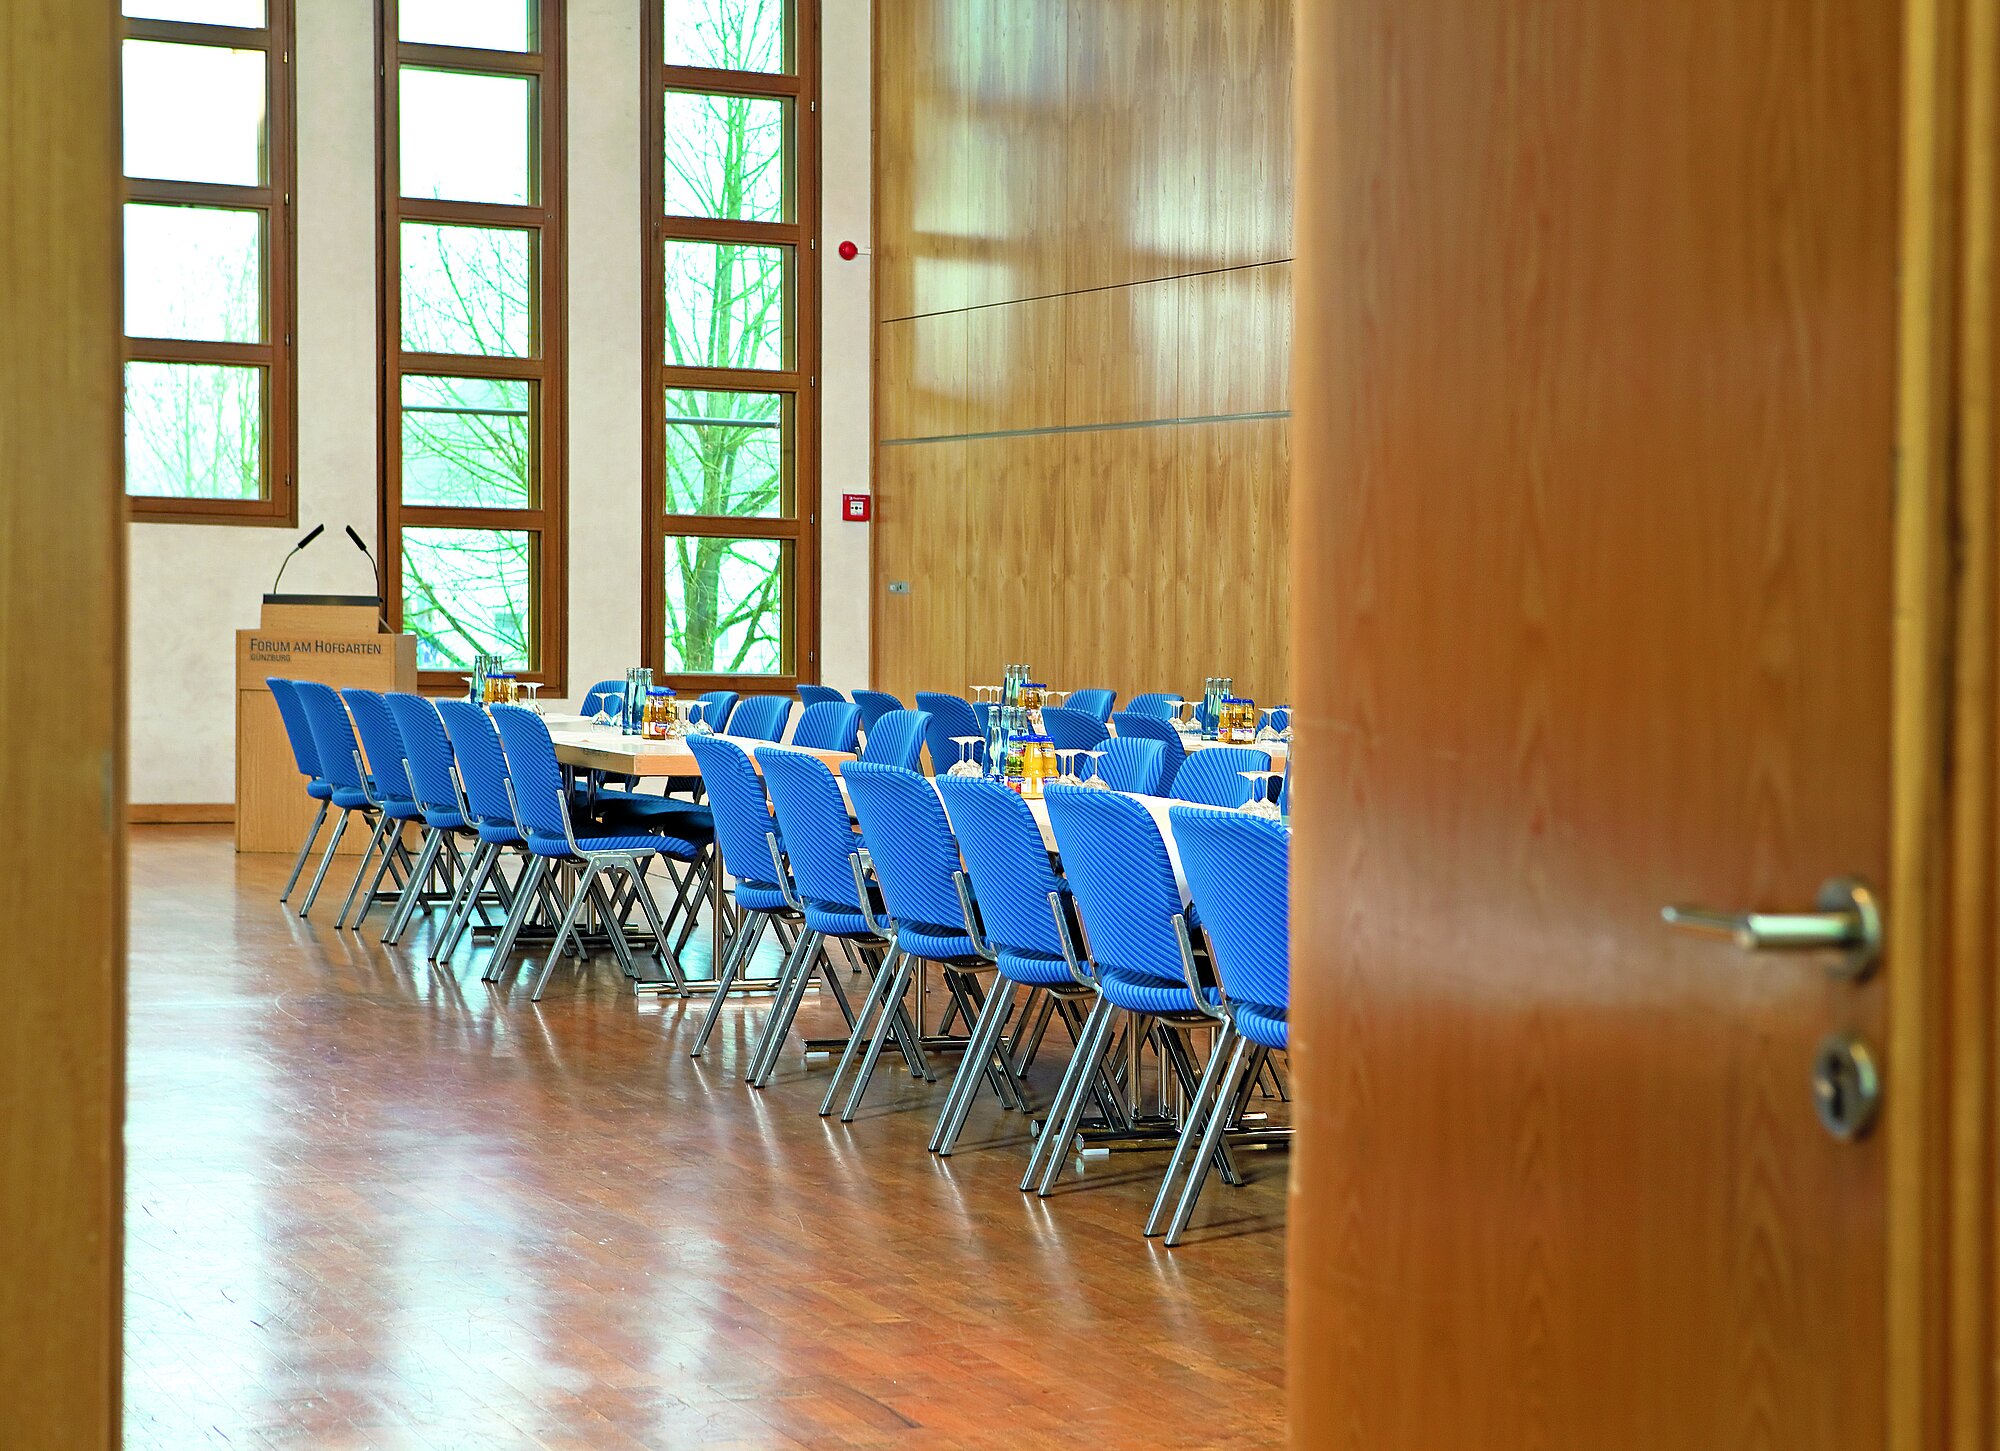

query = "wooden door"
[1289, 1, 1924, 1446]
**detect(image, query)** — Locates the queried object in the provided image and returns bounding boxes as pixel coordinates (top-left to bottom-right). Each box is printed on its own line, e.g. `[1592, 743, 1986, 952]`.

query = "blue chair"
[751, 748, 924, 1091]
[695, 689, 740, 733]
[915, 691, 984, 775]
[489, 704, 704, 1000]
[382, 693, 474, 946]
[1087, 735, 1167, 796]
[1110, 712, 1187, 794]
[1033, 786, 1237, 1218]
[797, 684, 848, 710]
[792, 700, 861, 752]
[291, 681, 383, 918]
[728, 695, 792, 742]
[1165, 807, 1289, 1243]
[933, 775, 1110, 1156]
[1065, 688, 1116, 724]
[434, 698, 557, 974]
[1170, 747, 1273, 808]
[853, 689, 904, 735]
[1125, 692, 1183, 720]
[1041, 706, 1105, 754]
[580, 678, 626, 719]
[857, 708, 930, 771]
[266, 678, 333, 905]
[338, 689, 430, 931]
[1258, 705, 1291, 734]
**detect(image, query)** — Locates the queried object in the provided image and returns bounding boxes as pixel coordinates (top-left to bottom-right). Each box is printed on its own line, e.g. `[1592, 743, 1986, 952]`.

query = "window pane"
[123, 40, 267, 186]
[402, 528, 535, 671]
[124, 203, 263, 343]
[403, 376, 534, 509]
[401, 222, 534, 357]
[663, 536, 788, 674]
[663, 240, 791, 371]
[664, 0, 790, 74]
[124, 361, 264, 500]
[400, 0, 534, 51]
[400, 68, 536, 206]
[663, 91, 789, 223]
[663, 390, 789, 518]
[123, 0, 265, 23]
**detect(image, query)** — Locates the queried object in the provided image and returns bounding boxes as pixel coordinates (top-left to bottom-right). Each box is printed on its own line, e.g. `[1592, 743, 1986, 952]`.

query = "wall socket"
[887, 580, 911, 595]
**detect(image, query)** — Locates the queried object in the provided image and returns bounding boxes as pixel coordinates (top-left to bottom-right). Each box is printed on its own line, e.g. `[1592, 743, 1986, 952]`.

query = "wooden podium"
[235, 595, 418, 854]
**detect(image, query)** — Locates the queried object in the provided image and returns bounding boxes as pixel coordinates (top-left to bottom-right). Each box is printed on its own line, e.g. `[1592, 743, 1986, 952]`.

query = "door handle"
[1660, 876, 1881, 980]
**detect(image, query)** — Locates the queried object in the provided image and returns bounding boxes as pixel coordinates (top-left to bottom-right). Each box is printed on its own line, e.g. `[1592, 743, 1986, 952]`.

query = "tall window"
[643, 0, 819, 687]
[379, 0, 566, 691]
[121, 0, 295, 525]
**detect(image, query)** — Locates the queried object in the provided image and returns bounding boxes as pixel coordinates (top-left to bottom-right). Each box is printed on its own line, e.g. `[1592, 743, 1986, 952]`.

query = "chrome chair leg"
[483, 854, 548, 983]
[431, 840, 492, 962]
[842, 949, 921, 1121]
[279, 800, 329, 904]
[620, 858, 688, 994]
[334, 813, 392, 928]
[1035, 1002, 1121, 1197]
[297, 810, 352, 917]
[749, 928, 822, 1088]
[382, 827, 444, 944]
[530, 861, 597, 1000]
[743, 925, 816, 1083]
[691, 911, 766, 1056]
[1145, 1021, 1238, 1236]
[818, 944, 904, 1116]
[1163, 1037, 1256, 1246]
[932, 986, 1020, 1155]
[1020, 996, 1112, 1192]
[346, 822, 405, 931]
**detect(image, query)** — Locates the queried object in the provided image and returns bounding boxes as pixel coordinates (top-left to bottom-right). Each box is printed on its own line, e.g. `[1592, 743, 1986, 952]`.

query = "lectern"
[235, 595, 418, 854]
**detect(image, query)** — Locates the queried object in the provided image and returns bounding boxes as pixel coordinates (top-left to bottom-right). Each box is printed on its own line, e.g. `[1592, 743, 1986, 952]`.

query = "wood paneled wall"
[872, 0, 1292, 707]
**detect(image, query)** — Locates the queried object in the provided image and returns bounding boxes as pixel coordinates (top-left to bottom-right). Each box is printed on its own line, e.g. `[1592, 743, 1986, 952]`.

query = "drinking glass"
[1053, 748, 1084, 784]
[1078, 749, 1108, 788]
[593, 693, 623, 729]
[948, 736, 985, 778]
[1173, 700, 1201, 735]
[518, 680, 542, 713]
[1271, 705, 1294, 742]
[1239, 770, 1284, 819]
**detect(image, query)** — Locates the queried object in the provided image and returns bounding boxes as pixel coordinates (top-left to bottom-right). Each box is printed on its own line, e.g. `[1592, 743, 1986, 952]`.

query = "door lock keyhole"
[1811, 1033, 1881, 1142]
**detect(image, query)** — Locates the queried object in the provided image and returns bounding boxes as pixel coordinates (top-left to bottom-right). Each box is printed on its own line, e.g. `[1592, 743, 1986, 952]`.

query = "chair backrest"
[1171, 807, 1289, 1011]
[435, 698, 517, 828]
[797, 683, 848, 709]
[1089, 735, 1167, 795]
[914, 691, 983, 774]
[293, 680, 368, 792]
[697, 689, 740, 732]
[1171, 746, 1273, 808]
[489, 704, 571, 842]
[686, 734, 782, 890]
[853, 688, 904, 735]
[1125, 692, 1183, 720]
[1260, 705, 1291, 733]
[385, 692, 460, 817]
[728, 695, 793, 742]
[1065, 687, 1116, 723]
[858, 708, 930, 771]
[842, 764, 966, 933]
[1044, 784, 1188, 987]
[755, 747, 863, 910]
[1109, 711, 1187, 793]
[792, 700, 861, 752]
[1042, 706, 1105, 753]
[266, 677, 322, 779]
[936, 774, 1069, 959]
[580, 678, 625, 716]
[341, 689, 416, 806]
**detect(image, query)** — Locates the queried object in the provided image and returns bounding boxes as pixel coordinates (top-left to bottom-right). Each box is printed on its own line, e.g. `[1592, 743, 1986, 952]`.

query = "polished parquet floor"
[125, 827, 1287, 1450]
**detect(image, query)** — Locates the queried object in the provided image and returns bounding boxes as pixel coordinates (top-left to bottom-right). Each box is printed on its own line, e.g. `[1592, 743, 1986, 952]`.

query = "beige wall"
[129, 0, 874, 805]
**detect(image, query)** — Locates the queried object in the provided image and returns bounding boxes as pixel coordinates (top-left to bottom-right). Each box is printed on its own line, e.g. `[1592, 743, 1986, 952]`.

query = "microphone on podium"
[269, 523, 324, 595]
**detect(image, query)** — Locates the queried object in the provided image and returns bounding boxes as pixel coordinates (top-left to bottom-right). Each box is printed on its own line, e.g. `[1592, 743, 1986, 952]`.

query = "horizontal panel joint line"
[878, 410, 1290, 447]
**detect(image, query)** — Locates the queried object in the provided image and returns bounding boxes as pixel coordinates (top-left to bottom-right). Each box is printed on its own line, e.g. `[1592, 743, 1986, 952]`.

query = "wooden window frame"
[376, 0, 568, 695]
[121, 7, 298, 527]
[641, 1, 821, 694]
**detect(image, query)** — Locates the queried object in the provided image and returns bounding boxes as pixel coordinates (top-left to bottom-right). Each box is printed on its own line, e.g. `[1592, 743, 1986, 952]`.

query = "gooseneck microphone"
[345, 525, 392, 629]
[269, 523, 324, 595]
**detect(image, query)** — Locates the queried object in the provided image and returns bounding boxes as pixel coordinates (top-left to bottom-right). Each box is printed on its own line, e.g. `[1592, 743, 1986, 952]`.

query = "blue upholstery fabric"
[842, 763, 972, 954]
[1258, 706, 1291, 733]
[435, 699, 524, 845]
[1170, 747, 1273, 808]
[757, 747, 875, 938]
[936, 775, 1077, 985]
[1125, 692, 1183, 720]
[488, 704, 576, 842]
[1170, 806, 1289, 1022]
[1041, 706, 1105, 754]
[696, 690, 739, 732]
[580, 678, 626, 717]
[1044, 785, 1194, 995]
[915, 692, 983, 776]
[857, 709, 929, 771]
[267, 678, 324, 780]
[342, 690, 422, 819]
[1065, 688, 1116, 723]
[1095, 969, 1219, 1018]
[294, 680, 370, 794]
[560, 828, 704, 856]
[329, 785, 372, 811]
[593, 794, 715, 841]
[897, 925, 980, 961]
[686, 736, 785, 891]
[1109, 712, 1187, 793]
[1088, 736, 1166, 796]
[797, 684, 848, 709]
[852, 689, 904, 735]
[728, 695, 792, 743]
[385, 693, 465, 827]
[306, 779, 334, 801]
[1233, 1001, 1288, 1050]
[793, 700, 861, 752]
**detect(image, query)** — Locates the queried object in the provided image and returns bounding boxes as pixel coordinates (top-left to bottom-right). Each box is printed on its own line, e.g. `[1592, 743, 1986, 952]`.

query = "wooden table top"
[546, 721, 856, 778]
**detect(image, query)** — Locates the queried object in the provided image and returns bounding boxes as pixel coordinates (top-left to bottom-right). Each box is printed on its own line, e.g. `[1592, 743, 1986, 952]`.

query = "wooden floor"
[125, 827, 1288, 1449]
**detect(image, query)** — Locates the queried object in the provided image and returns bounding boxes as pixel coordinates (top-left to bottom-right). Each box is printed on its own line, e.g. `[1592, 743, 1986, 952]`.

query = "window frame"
[376, 0, 568, 695]
[120, 6, 298, 527]
[642, 0, 821, 693]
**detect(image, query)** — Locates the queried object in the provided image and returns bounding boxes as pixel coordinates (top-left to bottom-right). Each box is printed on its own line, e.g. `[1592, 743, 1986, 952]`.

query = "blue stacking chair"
[580, 678, 625, 718]
[1041, 706, 1105, 754]
[1110, 711, 1187, 793]
[291, 681, 384, 918]
[797, 684, 848, 710]
[1032, 786, 1239, 1217]
[1087, 735, 1167, 795]
[381, 693, 476, 946]
[932, 775, 1114, 1156]
[1065, 688, 1116, 724]
[915, 691, 984, 775]
[433, 699, 555, 974]
[751, 748, 925, 1091]
[857, 708, 930, 771]
[1170, 746, 1274, 808]
[267, 678, 332, 905]
[853, 688, 904, 735]
[338, 690, 430, 931]
[728, 695, 792, 742]
[1125, 692, 1183, 720]
[792, 700, 861, 752]
[1165, 808, 1290, 1243]
[695, 689, 740, 733]
[489, 704, 704, 1000]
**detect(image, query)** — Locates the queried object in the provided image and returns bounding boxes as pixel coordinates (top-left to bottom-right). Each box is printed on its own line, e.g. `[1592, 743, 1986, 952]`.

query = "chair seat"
[732, 881, 790, 915]
[524, 828, 705, 860]
[800, 899, 883, 939]
[996, 946, 1082, 988]
[1232, 1000, 1288, 1050]
[330, 785, 373, 811]
[475, 821, 525, 846]
[305, 778, 333, 801]
[895, 924, 980, 963]
[1095, 967, 1219, 1018]
[416, 809, 467, 831]
[378, 798, 425, 822]
[594, 793, 716, 841]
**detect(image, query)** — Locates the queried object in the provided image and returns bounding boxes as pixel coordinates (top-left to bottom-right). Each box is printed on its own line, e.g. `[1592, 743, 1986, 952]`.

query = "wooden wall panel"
[874, 0, 1292, 708]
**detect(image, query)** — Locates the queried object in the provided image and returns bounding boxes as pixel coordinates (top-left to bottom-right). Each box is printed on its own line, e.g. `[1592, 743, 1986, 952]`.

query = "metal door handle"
[1660, 876, 1880, 980]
